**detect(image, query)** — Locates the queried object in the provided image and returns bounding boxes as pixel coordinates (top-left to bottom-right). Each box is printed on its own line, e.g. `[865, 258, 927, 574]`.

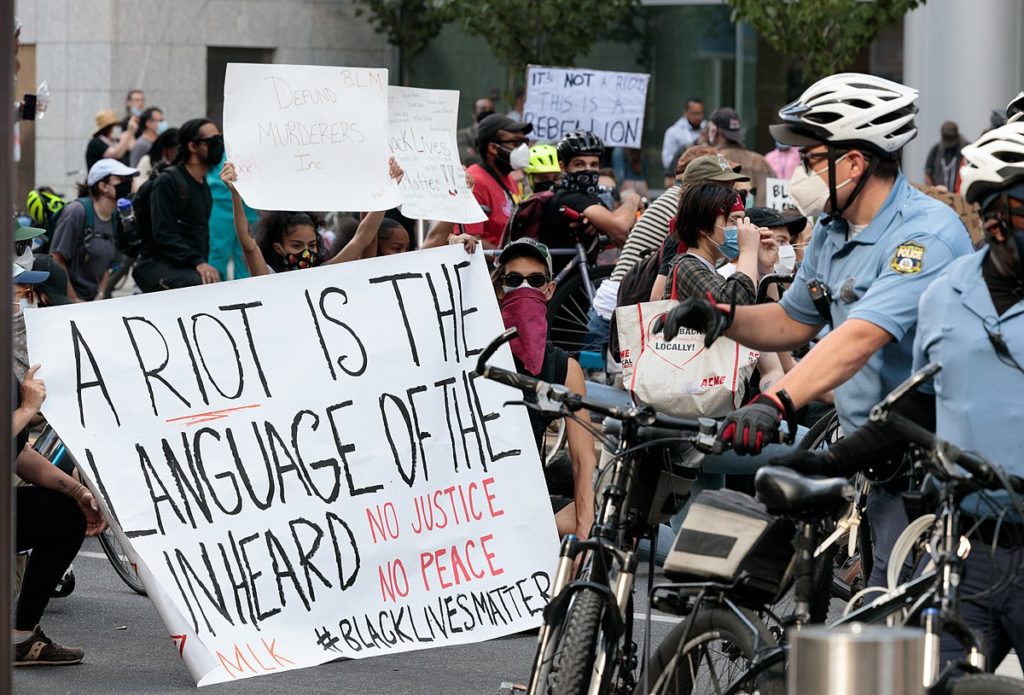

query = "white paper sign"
[25, 248, 559, 686]
[388, 87, 486, 224]
[223, 63, 402, 212]
[765, 177, 793, 211]
[523, 65, 650, 148]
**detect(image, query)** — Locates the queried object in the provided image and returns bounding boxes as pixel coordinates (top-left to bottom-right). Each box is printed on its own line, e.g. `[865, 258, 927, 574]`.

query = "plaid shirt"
[663, 253, 757, 304]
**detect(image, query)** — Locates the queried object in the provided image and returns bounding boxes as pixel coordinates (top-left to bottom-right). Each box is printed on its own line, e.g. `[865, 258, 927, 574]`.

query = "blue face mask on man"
[709, 224, 740, 261]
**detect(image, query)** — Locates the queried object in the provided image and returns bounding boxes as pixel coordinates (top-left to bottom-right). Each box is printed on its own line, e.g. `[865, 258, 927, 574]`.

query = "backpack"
[504, 189, 557, 244]
[132, 164, 190, 256]
[608, 243, 678, 356]
[44, 197, 98, 256]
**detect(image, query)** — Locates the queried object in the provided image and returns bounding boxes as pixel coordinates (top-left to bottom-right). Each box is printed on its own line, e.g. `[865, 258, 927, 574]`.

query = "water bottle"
[117, 197, 140, 255]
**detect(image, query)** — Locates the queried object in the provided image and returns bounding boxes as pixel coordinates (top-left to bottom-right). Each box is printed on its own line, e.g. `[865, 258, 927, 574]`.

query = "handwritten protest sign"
[389, 87, 486, 224]
[765, 177, 793, 211]
[223, 63, 402, 212]
[26, 247, 559, 686]
[523, 65, 650, 148]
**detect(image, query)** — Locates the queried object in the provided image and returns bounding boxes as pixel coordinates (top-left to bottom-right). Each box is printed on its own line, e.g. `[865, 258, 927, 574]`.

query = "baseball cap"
[497, 238, 553, 275]
[681, 155, 750, 187]
[12, 263, 49, 285]
[745, 207, 807, 236]
[29, 253, 72, 305]
[476, 113, 533, 151]
[93, 109, 120, 136]
[13, 216, 45, 242]
[87, 158, 139, 186]
[711, 107, 743, 142]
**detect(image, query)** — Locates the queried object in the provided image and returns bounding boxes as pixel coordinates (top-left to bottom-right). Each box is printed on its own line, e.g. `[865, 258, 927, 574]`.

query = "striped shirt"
[610, 185, 681, 282]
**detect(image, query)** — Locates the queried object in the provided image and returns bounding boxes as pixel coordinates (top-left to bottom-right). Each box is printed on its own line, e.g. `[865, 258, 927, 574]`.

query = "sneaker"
[14, 626, 84, 666]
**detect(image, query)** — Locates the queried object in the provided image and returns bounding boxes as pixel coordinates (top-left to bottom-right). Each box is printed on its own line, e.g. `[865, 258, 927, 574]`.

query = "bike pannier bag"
[664, 489, 794, 605]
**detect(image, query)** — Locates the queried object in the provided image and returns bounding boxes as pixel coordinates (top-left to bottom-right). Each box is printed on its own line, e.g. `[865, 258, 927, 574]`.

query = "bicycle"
[476, 328, 760, 695]
[640, 364, 1024, 695]
[32, 425, 147, 596]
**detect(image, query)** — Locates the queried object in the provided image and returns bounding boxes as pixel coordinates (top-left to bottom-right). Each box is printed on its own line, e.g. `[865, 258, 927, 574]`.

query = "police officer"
[913, 118, 1024, 669]
[661, 73, 974, 588]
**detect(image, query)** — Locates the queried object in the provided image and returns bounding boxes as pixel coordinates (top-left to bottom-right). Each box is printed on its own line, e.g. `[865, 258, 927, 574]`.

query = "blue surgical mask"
[708, 225, 740, 261]
[130, 106, 144, 117]
[156, 120, 169, 135]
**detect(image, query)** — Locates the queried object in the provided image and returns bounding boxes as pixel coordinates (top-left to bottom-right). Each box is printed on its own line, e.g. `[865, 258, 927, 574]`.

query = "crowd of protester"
[8, 12, 1024, 678]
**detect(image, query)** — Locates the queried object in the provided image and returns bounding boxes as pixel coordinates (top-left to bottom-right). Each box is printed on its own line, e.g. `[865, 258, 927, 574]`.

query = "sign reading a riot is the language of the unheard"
[25, 248, 558, 686]
[223, 63, 403, 212]
[523, 65, 650, 148]
[388, 87, 486, 224]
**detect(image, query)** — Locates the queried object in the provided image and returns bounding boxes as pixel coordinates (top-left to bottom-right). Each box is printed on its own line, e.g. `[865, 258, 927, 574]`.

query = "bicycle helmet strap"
[824, 146, 881, 231]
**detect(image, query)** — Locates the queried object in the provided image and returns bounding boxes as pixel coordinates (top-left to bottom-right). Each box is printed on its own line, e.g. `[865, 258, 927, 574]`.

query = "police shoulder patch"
[890, 241, 925, 274]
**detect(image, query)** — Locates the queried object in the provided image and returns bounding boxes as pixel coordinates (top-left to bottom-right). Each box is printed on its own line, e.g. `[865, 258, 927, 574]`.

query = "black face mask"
[203, 135, 225, 166]
[491, 143, 513, 175]
[113, 180, 133, 200]
[533, 179, 557, 194]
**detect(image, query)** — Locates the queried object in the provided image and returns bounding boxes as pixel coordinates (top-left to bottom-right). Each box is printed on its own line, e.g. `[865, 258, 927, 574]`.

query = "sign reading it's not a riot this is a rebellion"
[25, 247, 559, 686]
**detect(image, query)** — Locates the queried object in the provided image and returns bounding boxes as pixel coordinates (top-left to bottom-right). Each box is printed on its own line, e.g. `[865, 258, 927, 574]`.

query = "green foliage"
[443, 0, 642, 91]
[353, 0, 449, 84]
[724, 0, 925, 78]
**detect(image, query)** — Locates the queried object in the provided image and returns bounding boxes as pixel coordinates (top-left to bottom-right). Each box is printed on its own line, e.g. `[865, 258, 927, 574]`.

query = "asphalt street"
[14, 538, 678, 695]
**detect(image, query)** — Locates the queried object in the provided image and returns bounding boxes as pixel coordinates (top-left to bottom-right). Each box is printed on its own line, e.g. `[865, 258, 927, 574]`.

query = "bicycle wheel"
[764, 540, 838, 638]
[98, 528, 147, 596]
[642, 605, 783, 695]
[946, 673, 1024, 694]
[547, 264, 613, 355]
[797, 409, 842, 451]
[551, 588, 607, 695]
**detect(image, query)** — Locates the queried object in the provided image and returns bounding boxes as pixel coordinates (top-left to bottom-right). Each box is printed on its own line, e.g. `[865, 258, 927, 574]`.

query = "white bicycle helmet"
[959, 122, 1024, 205]
[770, 73, 919, 155]
[1008, 91, 1024, 124]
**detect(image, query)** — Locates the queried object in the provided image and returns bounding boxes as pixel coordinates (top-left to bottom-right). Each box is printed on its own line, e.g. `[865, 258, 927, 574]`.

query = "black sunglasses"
[496, 138, 529, 148]
[502, 272, 550, 289]
[196, 134, 223, 146]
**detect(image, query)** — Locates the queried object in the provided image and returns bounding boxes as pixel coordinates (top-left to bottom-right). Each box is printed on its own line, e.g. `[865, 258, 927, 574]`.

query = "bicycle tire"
[797, 409, 841, 451]
[945, 673, 1024, 694]
[552, 588, 606, 695]
[547, 264, 613, 355]
[98, 528, 147, 596]
[642, 605, 783, 695]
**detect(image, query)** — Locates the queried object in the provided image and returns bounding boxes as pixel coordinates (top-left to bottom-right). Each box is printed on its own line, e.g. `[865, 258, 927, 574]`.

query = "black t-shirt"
[85, 137, 108, 171]
[143, 165, 212, 268]
[539, 190, 603, 273]
[514, 343, 570, 452]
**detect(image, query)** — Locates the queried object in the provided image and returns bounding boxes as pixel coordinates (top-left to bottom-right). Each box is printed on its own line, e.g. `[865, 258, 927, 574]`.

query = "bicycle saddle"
[754, 465, 853, 518]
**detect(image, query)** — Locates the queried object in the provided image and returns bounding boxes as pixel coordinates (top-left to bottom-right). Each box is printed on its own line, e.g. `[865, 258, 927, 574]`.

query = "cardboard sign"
[388, 87, 486, 224]
[223, 63, 402, 212]
[765, 177, 793, 211]
[25, 248, 558, 686]
[523, 66, 650, 148]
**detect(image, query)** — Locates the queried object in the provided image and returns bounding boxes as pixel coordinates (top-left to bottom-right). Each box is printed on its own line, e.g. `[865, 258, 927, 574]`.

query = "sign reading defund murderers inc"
[388, 86, 486, 224]
[223, 63, 403, 212]
[25, 247, 559, 686]
[523, 65, 650, 148]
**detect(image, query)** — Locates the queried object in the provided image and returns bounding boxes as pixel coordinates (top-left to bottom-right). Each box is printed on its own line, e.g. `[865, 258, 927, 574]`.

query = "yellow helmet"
[524, 144, 560, 174]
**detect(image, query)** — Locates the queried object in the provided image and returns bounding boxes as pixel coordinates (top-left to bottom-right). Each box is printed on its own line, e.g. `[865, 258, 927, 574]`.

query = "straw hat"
[93, 109, 120, 135]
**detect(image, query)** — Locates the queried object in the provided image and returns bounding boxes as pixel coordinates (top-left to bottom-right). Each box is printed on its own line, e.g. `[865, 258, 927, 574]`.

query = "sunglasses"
[502, 272, 550, 289]
[196, 134, 223, 146]
[800, 149, 853, 174]
[496, 138, 529, 148]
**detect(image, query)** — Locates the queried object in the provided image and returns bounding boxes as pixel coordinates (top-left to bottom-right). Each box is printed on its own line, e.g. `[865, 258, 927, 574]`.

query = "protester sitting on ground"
[10, 329, 105, 665]
[523, 144, 562, 196]
[129, 107, 165, 168]
[493, 238, 595, 539]
[133, 118, 222, 291]
[50, 159, 138, 302]
[709, 107, 777, 207]
[377, 218, 410, 256]
[133, 126, 178, 192]
[221, 158, 415, 274]
[85, 109, 137, 171]
[647, 154, 751, 302]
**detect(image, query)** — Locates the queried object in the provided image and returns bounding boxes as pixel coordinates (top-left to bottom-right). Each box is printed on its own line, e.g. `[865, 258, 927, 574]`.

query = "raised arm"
[221, 162, 269, 277]
[325, 210, 386, 264]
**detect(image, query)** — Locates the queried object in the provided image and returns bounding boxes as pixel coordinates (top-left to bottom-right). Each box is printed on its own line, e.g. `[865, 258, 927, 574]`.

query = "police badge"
[890, 241, 925, 274]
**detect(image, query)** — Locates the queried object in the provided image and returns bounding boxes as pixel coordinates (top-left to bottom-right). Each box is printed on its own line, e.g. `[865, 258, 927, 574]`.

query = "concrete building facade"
[16, 0, 392, 195]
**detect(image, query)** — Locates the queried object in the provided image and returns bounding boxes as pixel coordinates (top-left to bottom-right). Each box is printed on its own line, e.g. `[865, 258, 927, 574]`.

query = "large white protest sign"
[389, 87, 486, 224]
[26, 247, 559, 686]
[223, 63, 402, 212]
[765, 177, 793, 211]
[523, 65, 650, 148]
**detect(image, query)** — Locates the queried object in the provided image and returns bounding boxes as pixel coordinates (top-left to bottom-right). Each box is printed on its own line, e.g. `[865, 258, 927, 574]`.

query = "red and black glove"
[720, 391, 798, 455]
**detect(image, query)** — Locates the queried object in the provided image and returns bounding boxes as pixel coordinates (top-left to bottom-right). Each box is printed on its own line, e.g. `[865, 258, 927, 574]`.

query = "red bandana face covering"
[500, 287, 548, 375]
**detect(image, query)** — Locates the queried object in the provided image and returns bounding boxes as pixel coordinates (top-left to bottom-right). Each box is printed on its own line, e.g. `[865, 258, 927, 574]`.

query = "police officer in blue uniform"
[661, 73, 973, 588]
